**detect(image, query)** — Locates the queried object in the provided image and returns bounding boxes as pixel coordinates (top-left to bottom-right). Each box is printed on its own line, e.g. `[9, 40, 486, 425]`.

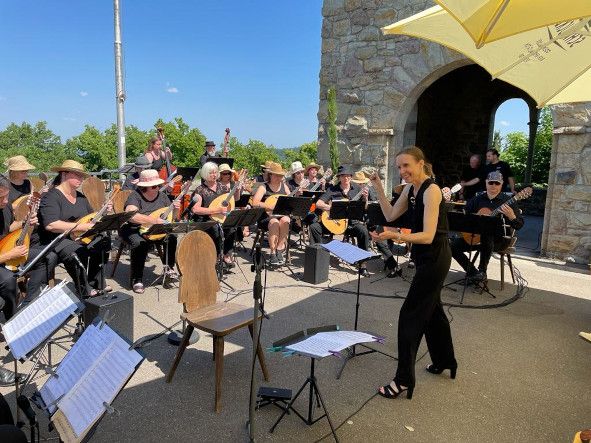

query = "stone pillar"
[542, 103, 591, 263]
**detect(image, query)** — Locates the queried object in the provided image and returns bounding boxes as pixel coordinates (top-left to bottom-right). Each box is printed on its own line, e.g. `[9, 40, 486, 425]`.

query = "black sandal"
[378, 380, 413, 399]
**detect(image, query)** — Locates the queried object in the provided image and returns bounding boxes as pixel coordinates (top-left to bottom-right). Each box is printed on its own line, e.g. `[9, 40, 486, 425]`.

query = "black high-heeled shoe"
[425, 364, 457, 379]
[378, 380, 414, 399]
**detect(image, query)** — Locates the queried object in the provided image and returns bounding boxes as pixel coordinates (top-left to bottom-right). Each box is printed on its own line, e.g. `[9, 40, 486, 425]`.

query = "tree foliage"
[281, 141, 318, 170]
[227, 137, 280, 175]
[502, 107, 552, 185]
[327, 87, 339, 172]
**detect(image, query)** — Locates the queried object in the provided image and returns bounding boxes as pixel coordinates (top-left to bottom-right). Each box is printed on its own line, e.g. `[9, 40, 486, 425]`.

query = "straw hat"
[290, 161, 305, 174]
[266, 162, 286, 176]
[50, 160, 89, 177]
[136, 169, 165, 187]
[219, 163, 234, 174]
[5, 155, 35, 171]
[351, 171, 369, 184]
[260, 160, 274, 170]
[305, 162, 321, 174]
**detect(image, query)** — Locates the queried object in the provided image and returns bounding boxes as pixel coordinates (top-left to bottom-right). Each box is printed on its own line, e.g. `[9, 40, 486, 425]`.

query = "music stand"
[207, 157, 234, 168]
[118, 164, 135, 174]
[329, 200, 365, 222]
[235, 193, 252, 208]
[302, 190, 324, 202]
[445, 211, 502, 303]
[321, 241, 386, 379]
[366, 202, 413, 229]
[269, 325, 340, 442]
[175, 166, 199, 181]
[273, 197, 314, 269]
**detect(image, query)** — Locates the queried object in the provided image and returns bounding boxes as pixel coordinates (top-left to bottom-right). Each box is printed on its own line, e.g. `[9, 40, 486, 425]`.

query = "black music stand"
[175, 166, 199, 181]
[235, 193, 252, 208]
[273, 197, 314, 269]
[269, 325, 340, 442]
[321, 241, 386, 379]
[329, 200, 365, 222]
[302, 190, 324, 202]
[445, 211, 502, 303]
[207, 157, 234, 168]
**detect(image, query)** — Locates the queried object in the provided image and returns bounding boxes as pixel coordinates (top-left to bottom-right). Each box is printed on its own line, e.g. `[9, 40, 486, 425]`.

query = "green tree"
[491, 130, 502, 151]
[502, 107, 552, 185]
[327, 87, 339, 172]
[228, 137, 280, 174]
[281, 141, 318, 169]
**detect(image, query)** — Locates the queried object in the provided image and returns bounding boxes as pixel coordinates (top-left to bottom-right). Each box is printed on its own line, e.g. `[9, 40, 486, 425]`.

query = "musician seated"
[5, 156, 36, 206]
[251, 162, 290, 266]
[0, 177, 57, 320]
[122, 155, 152, 191]
[120, 169, 179, 294]
[450, 171, 524, 282]
[305, 162, 325, 191]
[37, 160, 111, 298]
[309, 165, 371, 277]
[255, 161, 272, 183]
[190, 162, 239, 268]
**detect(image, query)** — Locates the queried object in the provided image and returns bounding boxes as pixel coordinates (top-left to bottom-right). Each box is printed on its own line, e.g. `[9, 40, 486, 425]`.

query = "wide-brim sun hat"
[266, 162, 286, 176]
[351, 171, 369, 184]
[50, 160, 89, 177]
[305, 162, 321, 174]
[136, 169, 165, 187]
[290, 161, 305, 174]
[219, 163, 234, 173]
[5, 155, 36, 172]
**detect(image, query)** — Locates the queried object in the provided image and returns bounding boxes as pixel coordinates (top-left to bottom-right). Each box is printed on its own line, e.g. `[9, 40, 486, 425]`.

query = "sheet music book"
[321, 240, 380, 265]
[285, 331, 382, 359]
[39, 323, 143, 443]
[2, 281, 82, 361]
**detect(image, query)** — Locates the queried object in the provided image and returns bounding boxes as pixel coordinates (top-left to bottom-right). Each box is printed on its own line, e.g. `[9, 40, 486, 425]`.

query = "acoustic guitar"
[461, 187, 532, 246]
[0, 192, 41, 271]
[140, 181, 193, 241]
[264, 179, 310, 214]
[209, 169, 248, 223]
[74, 185, 121, 244]
[321, 184, 370, 235]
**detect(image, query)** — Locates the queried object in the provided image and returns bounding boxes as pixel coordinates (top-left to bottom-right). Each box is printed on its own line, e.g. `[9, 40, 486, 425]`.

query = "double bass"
[156, 126, 182, 196]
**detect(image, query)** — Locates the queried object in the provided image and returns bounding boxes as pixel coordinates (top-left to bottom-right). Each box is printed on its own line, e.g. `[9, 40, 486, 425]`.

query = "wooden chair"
[109, 190, 133, 281]
[166, 230, 269, 412]
[81, 176, 106, 211]
[471, 236, 518, 290]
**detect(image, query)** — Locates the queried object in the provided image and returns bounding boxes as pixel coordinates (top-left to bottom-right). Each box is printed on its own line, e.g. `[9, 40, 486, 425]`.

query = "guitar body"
[209, 193, 236, 223]
[321, 209, 348, 235]
[0, 229, 31, 271]
[142, 207, 174, 241]
[11, 195, 28, 212]
[264, 194, 284, 213]
[461, 207, 492, 245]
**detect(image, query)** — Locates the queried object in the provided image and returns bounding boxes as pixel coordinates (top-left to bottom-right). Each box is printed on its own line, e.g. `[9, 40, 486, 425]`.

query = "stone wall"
[542, 104, 591, 263]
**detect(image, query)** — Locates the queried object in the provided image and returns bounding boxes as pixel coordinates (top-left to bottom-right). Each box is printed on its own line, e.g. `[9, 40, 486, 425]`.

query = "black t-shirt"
[122, 172, 139, 191]
[38, 188, 93, 244]
[319, 183, 363, 203]
[191, 182, 229, 222]
[460, 165, 485, 200]
[9, 180, 31, 204]
[125, 189, 171, 216]
[484, 161, 513, 192]
[0, 205, 14, 236]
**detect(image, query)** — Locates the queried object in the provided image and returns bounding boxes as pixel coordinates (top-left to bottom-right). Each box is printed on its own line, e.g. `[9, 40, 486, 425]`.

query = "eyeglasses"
[487, 181, 501, 186]
[220, 172, 231, 175]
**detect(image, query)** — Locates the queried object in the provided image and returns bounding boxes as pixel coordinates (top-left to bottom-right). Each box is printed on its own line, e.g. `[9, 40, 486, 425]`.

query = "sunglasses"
[487, 181, 501, 186]
[220, 172, 231, 175]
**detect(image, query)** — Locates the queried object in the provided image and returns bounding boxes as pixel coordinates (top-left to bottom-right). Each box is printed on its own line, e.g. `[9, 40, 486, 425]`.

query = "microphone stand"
[247, 244, 264, 442]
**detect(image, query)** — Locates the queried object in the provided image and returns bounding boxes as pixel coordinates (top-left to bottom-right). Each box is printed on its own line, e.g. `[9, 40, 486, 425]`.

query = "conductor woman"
[369, 146, 456, 399]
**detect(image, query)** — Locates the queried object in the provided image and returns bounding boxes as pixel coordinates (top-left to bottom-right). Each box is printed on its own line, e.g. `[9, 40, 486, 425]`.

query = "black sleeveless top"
[150, 152, 164, 171]
[407, 178, 449, 262]
[261, 182, 289, 202]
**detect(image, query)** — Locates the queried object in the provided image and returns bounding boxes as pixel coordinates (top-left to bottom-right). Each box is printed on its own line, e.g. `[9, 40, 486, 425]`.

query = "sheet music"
[321, 240, 379, 265]
[2, 282, 78, 360]
[286, 331, 381, 358]
[40, 324, 142, 439]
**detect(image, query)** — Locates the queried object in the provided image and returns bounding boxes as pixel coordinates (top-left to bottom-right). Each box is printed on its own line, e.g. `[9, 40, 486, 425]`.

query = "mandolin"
[308, 168, 333, 213]
[74, 185, 121, 244]
[209, 169, 248, 223]
[264, 179, 310, 213]
[461, 187, 532, 245]
[321, 184, 370, 235]
[140, 180, 192, 241]
[0, 192, 41, 271]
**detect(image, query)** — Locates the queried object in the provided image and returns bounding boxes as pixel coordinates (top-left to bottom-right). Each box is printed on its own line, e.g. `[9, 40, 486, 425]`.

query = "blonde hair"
[145, 136, 161, 153]
[397, 146, 434, 178]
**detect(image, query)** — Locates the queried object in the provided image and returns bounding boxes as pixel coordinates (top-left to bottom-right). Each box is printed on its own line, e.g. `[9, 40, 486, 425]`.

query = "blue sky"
[0, 1, 529, 148]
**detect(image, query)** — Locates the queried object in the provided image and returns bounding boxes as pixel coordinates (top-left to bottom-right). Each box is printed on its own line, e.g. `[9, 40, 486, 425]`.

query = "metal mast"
[114, 0, 126, 171]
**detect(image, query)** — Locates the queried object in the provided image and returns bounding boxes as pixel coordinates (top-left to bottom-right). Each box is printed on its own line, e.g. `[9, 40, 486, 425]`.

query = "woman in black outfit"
[369, 146, 456, 400]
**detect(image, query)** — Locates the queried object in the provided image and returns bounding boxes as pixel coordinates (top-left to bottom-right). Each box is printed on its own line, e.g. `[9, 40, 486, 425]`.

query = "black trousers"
[52, 236, 111, 298]
[308, 220, 370, 250]
[22, 246, 59, 302]
[121, 230, 177, 284]
[205, 225, 236, 256]
[0, 267, 16, 320]
[394, 238, 456, 389]
[451, 235, 510, 274]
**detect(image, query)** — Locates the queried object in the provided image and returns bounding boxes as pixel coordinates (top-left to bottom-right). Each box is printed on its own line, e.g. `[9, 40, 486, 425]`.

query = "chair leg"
[110, 243, 124, 278]
[214, 335, 225, 413]
[507, 254, 515, 283]
[500, 254, 505, 291]
[166, 324, 194, 383]
[248, 324, 269, 381]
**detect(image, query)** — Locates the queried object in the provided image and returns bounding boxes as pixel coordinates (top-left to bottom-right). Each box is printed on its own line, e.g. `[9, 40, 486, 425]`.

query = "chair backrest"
[113, 190, 132, 214]
[81, 176, 106, 211]
[176, 230, 219, 312]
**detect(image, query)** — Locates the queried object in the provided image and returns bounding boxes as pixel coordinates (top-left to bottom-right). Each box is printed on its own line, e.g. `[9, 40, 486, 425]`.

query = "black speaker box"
[303, 244, 329, 284]
[84, 292, 134, 341]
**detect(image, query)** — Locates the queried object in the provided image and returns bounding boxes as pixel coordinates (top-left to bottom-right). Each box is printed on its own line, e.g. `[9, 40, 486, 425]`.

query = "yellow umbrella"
[382, 6, 591, 107]
[436, 0, 591, 47]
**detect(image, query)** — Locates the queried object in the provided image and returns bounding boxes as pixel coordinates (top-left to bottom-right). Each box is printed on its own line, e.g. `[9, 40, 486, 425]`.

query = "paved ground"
[1, 227, 590, 443]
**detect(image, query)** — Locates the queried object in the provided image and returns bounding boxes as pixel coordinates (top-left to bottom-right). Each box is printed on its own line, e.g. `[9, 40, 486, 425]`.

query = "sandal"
[165, 269, 179, 280]
[132, 282, 145, 294]
[378, 380, 413, 400]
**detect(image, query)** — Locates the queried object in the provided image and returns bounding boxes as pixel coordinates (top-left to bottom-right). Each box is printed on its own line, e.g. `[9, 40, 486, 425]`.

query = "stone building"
[317, 0, 591, 263]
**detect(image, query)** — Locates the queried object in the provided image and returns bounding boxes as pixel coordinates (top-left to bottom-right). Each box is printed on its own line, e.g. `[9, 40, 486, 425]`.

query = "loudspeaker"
[303, 244, 329, 284]
[84, 292, 134, 341]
